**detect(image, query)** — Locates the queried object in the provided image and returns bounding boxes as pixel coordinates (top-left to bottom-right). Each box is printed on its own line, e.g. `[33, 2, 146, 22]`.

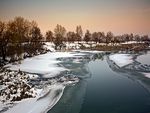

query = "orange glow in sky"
[0, 0, 150, 36]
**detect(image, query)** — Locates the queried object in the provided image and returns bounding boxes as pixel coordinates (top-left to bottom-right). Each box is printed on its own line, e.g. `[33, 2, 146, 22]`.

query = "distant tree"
[54, 24, 66, 37]
[98, 32, 105, 43]
[99, 32, 103, 43]
[84, 30, 91, 43]
[141, 35, 149, 42]
[129, 33, 134, 41]
[6, 17, 44, 59]
[134, 35, 140, 43]
[67, 31, 76, 43]
[30, 26, 43, 42]
[6, 17, 32, 60]
[45, 30, 54, 42]
[106, 31, 113, 44]
[7, 17, 30, 43]
[113, 36, 120, 45]
[28, 23, 43, 55]
[76, 25, 83, 42]
[92, 32, 98, 43]
[54, 24, 66, 50]
[125, 34, 130, 42]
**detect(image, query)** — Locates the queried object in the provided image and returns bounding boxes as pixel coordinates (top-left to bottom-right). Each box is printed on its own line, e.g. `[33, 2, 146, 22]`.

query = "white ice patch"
[109, 54, 133, 67]
[5, 52, 86, 77]
[121, 41, 141, 44]
[143, 73, 150, 79]
[75, 50, 103, 53]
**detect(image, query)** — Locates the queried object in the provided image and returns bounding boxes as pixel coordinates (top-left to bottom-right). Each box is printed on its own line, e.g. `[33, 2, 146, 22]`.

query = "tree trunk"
[1, 45, 6, 61]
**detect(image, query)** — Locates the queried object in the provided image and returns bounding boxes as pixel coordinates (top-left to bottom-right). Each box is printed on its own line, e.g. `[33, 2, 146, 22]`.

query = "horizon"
[0, 0, 150, 36]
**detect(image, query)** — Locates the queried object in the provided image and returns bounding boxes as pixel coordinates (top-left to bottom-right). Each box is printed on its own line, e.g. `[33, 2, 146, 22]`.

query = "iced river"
[48, 51, 150, 113]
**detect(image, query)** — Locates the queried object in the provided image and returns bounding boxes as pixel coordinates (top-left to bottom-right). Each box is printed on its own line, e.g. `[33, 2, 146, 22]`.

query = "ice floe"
[109, 54, 134, 67]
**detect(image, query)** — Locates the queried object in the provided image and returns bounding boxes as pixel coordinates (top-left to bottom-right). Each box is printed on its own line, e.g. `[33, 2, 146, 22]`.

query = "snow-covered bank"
[5, 52, 86, 78]
[44, 42, 55, 52]
[0, 69, 79, 113]
[1, 50, 101, 113]
[0, 70, 37, 103]
[109, 54, 134, 67]
[1, 51, 86, 113]
[4, 85, 65, 113]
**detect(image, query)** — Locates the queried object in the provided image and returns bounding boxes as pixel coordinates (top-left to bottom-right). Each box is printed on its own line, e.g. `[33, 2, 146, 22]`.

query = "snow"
[143, 73, 150, 79]
[66, 43, 81, 49]
[0, 71, 37, 102]
[44, 42, 55, 52]
[83, 43, 91, 48]
[5, 52, 86, 77]
[2, 48, 101, 113]
[121, 41, 141, 44]
[73, 50, 103, 53]
[28, 74, 39, 79]
[109, 54, 134, 67]
[0, 69, 79, 113]
[4, 85, 65, 113]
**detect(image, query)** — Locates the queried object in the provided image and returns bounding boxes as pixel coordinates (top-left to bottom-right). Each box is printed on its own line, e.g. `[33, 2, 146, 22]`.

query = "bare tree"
[76, 25, 83, 42]
[30, 26, 43, 42]
[54, 24, 66, 50]
[106, 31, 113, 45]
[0, 17, 45, 62]
[98, 32, 105, 43]
[141, 35, 149, 41]
[7, 17, 30, 43]
[84, 30, 91, 43]
[134, 34, 140, 43]
[67, 31, 76, 43]
[92, 32, 98, 43]
[46, 30, 54, 42]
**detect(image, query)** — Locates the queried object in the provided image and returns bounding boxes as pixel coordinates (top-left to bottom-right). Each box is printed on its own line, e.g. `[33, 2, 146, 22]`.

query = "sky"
[0, 0, 150, 36]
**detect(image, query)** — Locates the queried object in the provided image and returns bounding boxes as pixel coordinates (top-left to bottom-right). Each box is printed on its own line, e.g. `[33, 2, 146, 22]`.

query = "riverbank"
[1, 48, 150, 113]
[0, 51, 88, 113]
[0, 68, 79, 113]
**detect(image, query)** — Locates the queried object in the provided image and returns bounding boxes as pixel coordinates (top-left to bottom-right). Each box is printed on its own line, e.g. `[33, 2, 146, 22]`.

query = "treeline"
[0, 17, 150, 64]
[0, 17, 44, 64]
[46, 26, 149, 46]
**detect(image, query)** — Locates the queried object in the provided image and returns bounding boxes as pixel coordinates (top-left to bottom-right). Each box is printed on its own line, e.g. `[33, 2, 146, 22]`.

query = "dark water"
[48, 51, 150, 113]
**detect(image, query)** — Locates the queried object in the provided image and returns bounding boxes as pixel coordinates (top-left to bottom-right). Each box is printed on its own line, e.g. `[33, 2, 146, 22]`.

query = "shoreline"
[1, 50, 150, 113]
[4, 84, 65, 113]
[0, 68, 79, 113]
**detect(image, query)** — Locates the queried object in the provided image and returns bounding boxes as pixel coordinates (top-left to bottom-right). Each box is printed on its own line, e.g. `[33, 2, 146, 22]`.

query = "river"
[48, 51, 150, 113]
